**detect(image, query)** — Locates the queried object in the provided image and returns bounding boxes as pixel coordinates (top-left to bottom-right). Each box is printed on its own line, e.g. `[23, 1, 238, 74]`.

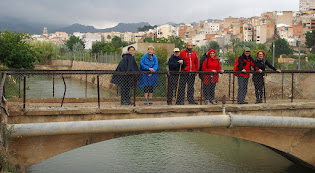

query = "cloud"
[0, 0, 299, 28]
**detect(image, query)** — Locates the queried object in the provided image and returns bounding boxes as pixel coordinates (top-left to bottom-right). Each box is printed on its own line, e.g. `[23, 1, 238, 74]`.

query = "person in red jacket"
[178, 41, 199, 105]
[235, 47, 262, 104]
[202, 49, 224, 105]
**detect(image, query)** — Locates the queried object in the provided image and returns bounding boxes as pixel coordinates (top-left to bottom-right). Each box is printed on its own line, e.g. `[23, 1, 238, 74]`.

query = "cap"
[173, 48, 180, 52]
[245, 47, 251, 52]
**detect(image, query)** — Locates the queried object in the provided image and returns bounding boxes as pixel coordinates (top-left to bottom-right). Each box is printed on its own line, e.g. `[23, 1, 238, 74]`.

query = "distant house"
[278, 55, 296, 64]
[122, 42, 175, 58]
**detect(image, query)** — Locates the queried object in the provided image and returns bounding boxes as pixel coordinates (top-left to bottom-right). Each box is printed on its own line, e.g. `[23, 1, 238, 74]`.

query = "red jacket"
[180, 49, 199, 72]
[202, 56, 222, 84]
[236, 53, 259, 78]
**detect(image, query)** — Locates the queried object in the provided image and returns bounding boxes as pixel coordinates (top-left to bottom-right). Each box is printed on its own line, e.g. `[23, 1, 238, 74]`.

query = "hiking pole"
[263, 76, 266, 103]
[175, 64, 182, 104]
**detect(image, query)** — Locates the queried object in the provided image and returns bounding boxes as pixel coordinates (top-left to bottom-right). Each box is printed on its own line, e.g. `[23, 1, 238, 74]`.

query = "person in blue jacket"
[138, 46, 159, 105]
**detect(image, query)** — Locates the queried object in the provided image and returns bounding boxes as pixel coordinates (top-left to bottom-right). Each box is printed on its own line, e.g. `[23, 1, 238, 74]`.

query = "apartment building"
[156, 24, 176, 38]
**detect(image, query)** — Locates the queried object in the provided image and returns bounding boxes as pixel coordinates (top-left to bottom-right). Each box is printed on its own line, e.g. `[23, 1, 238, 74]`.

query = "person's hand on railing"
[258, 69, 263, 73]
[277, 69, 282, 73]
[148, 68, 154, 77]
[242, 69, 246, 73]
[220, 70, 224, 74]
[211, 70, 217, 73]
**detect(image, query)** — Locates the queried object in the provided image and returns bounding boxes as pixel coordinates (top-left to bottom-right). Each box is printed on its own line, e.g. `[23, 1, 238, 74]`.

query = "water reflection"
[27, 133, 313, 173]
[26, 75, 116, 98]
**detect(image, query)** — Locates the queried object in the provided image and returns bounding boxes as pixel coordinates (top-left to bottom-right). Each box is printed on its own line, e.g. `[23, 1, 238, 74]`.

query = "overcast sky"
[0, 0, 299, 28]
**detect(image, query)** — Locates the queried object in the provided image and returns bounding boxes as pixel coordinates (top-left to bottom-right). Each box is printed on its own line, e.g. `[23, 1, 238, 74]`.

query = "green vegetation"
[0, 30, 36, 69]
[65, 35, 85, 51]
[143, 36, 186, 50]
[30, 41, 57, 64]
[0, 126, 20, 173]
[91, 36, 128, 54]
[305, 29, 315, 53]
[270, 38, 293, 58]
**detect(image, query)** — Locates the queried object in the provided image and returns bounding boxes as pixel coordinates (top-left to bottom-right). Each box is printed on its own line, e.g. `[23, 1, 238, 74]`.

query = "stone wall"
[70, 61, 117, 91]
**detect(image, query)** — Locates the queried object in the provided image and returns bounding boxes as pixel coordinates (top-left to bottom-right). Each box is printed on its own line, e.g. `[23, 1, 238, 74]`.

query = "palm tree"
[230, 37, 240, 53]
[224, 44, 231, 53]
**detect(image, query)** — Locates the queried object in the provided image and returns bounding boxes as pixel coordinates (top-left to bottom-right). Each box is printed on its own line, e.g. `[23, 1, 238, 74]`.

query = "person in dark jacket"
[201, 49, 224, 105]
[253, 50, 281, 104]
[234, 47, 262, 104]
[111, 46, 139, 105]
[168, 48, 187, 105]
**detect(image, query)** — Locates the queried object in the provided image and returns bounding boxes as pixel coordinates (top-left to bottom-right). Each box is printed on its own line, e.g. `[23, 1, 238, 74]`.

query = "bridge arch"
[9, 126, 315, 170]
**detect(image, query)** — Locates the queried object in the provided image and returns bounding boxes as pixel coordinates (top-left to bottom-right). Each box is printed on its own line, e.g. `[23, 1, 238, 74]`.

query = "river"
[26, 133, 312, 173]
[26, 75, 116, 98]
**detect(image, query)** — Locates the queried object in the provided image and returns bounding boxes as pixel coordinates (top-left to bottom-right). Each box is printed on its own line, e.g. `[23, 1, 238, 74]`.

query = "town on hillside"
[32, 0, 315, 51]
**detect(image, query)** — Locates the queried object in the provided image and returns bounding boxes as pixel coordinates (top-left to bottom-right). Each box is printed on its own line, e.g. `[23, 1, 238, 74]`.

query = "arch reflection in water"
[27, 133, 312, 173]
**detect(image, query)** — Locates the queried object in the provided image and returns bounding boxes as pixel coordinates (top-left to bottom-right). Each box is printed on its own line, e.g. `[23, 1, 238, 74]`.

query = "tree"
[230, 37, 240, 53]
[102, 43, 115, 53]
[305, 29, 315, 53]
[91, 41, 107, 54]
[155, 46, 168, 70]
[270, 38, 293, 58]
[107, 35, 111, 40]
[66, 36, 85, 51]
[224, 44, 231, 53]
[206, 41, 220, 53]
[143, 37, 155, 43]
[111, 36, 128, 49]
[0, 30, 36, 69]
[168, 36, 185, 50]
[30, 41, 56, 64]
[72, 42, 84, 53]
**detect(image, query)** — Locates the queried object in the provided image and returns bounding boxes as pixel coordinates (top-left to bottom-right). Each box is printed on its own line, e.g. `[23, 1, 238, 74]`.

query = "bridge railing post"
[23, 75, 26, 111]
[200, 73, 203, 105]
[53, 73, 55, 98]
[167, 72, 170, 105]
[133, 74, 137, 107]
[97, 75, 100, 109]
[291, 72, 294, 103]
[232, 74, 235, 104]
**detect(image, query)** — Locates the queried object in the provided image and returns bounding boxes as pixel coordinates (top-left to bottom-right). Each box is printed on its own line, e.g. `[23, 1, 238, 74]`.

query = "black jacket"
[253, 59, 277, 71]
[168, 54, 187, 72]
[111, 53, 139, 87]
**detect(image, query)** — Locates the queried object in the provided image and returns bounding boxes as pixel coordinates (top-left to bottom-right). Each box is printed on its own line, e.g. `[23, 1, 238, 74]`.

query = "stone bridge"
[1, 100, 315, 171]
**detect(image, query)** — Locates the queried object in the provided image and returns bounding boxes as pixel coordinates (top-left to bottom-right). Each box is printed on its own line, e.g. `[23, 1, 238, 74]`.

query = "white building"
[201, 22, 220, 34]
[84, 33, 102, 50]
[156, 24, 176, 38]
[243, 23, 253, 41]
[73, 32, 85, 40]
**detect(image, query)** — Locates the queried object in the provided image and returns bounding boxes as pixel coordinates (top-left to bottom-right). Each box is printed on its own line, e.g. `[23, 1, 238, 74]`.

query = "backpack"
[232, 56, 241, 76]
[198, 53, 208, 79]
[233, 55, 256, 76]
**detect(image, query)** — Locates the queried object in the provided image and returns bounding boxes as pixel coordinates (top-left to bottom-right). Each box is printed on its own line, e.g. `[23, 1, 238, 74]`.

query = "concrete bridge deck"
[3, 100, 315, 171]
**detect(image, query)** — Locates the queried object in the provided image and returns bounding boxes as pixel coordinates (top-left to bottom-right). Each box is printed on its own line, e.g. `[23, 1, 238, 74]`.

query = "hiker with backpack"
[201, 49, 224, 105]
[233, 47, 262, 104]
[253, 50, 281, 104]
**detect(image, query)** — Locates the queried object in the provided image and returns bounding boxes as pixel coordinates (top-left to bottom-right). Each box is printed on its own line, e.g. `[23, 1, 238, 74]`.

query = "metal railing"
[1, 69, 315, 110]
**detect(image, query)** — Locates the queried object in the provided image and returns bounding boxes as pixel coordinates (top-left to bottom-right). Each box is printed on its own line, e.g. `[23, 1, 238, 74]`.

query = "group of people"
[111, 42, 281, 106]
